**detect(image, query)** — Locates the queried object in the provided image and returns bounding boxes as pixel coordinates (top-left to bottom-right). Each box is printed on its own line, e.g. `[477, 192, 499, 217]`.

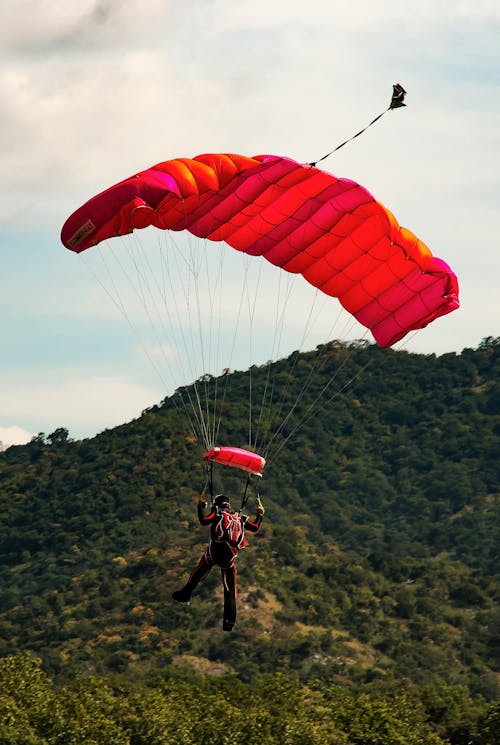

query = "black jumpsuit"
[173, 502, 263, 631]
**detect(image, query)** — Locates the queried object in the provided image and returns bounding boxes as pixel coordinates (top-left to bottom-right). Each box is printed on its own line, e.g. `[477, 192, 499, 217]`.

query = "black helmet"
[214, 494, 231, 510]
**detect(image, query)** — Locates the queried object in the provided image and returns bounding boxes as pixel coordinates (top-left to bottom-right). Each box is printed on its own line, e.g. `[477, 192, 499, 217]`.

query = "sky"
[1, 0, 499, 448]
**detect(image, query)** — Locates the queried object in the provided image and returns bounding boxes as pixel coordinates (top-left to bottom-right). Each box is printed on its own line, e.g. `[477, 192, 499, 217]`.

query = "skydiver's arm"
[244, 515, 262, 533]
[198, 503, 216, 525]
[245, 499, 264, 532]
[197, 490, 215, 525]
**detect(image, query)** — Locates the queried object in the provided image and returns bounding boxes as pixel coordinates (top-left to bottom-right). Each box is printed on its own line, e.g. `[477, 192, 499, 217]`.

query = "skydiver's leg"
[172, 549, 213, 603]
[221, 564, 237, 631]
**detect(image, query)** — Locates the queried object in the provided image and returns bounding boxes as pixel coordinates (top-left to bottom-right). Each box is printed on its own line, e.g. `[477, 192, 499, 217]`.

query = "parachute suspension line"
[126, 232, 211, 443]
[244, 254, 264, 448]
[160, 200, 217, 449]
[206, 240, 226, 448]
[251, 270, 323, 456]
[156, 196, 258, 451]
[258, 294, 363, 460]
[153, 230, 212, 444]
[179, 197, 266, 451]
[205, 461, 214, 505]
[80, 244, 199, 442]
[251, 270, 289, 452]
[240, 474, 252, 511]
[211, 243, 238, 449]
[123, 218, 209, 438]
[309, 83, 406, 167]
[238, 473, 262, 513]
[252, 272, 303, 454]
[247, 183, 368, 456]
[191, 234, 212, 446]
[212, 250, 257, 448]
[128, 235, 189, 379]
[255, 284, 329, 455]
[198, 233, 215, 446]
[183, 219, 210, 447]
[198, 230, 236, 451]
[202, 223, 256, 451]
[393, 329, 421, 352]
[266, 348, 377, 468]
[263, 326, 371, 461]
[141, 227, 210, 446]
[190, 214, 230, 450]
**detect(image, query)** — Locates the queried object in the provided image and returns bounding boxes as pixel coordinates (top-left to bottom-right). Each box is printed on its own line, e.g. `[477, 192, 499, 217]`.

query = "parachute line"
[254, 295, 364, 459]
[137, 230, 210, 445]
[61, 129, 460, 466]
[252, 271, 297, 452]
[309, 83, 407, 166]
[266, 347, 375, 467]
[80, 247, 201, 441]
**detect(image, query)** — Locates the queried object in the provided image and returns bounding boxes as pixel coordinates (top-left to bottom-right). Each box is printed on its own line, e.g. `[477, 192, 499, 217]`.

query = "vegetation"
[0, 654, 498, 744]
[0, 337, 498, 742]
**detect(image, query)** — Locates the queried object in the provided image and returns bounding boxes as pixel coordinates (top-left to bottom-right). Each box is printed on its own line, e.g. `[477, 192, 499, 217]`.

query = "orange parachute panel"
[61, 153, 459, 347]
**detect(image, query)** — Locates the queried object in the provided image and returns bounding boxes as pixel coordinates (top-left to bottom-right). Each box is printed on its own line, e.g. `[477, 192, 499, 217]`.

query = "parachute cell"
[61, 153, 459, 347]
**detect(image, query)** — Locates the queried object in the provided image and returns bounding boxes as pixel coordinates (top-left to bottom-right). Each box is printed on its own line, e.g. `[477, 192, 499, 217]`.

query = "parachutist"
[172, 491, 264, 631]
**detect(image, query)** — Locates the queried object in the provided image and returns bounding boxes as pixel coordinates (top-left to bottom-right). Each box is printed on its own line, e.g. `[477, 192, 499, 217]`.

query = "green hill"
[0, 337, 498, 743]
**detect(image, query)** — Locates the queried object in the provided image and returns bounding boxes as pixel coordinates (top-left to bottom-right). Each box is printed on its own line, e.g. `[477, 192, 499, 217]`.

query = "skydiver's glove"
[257, 497, 265, 517]
[199, 488, 207, 508]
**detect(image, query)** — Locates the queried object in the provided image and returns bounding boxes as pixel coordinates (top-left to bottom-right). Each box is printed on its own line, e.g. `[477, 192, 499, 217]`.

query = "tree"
[46, 428, 70, 446]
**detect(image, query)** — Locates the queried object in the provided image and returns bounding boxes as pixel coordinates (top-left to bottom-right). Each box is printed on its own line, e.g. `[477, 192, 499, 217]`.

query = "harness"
[204, 509, 247, 568]
[213, 509, 247, 550]
[203, 460, 262, 569]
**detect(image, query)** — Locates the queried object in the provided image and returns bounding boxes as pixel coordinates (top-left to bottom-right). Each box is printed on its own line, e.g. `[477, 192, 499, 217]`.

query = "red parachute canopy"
[204, 446, 266, 476]
[61, 153, 459, 347]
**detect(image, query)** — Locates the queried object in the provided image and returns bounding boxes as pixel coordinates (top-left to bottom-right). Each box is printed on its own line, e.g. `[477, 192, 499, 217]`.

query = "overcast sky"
[1, 0, 499, 447]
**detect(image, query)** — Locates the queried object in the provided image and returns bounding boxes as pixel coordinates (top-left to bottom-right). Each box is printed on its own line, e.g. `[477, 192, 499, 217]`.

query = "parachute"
[61, 152, 459, 349]
[61, 151, 459, 481]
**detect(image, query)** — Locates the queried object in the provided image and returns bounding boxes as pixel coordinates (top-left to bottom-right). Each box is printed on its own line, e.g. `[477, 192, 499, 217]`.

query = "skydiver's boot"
[172, 588, 191, 604]
[222, 619, 234, 632]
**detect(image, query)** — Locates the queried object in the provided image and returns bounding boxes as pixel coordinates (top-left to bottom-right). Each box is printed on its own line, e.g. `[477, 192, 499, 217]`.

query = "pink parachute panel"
[204, 446, 266, 476]
[61, 153, 459, 347]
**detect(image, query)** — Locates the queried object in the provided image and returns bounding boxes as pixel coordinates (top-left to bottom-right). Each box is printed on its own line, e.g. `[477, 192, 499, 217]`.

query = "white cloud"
[0, 425, 34, 449]
[0, 373, 163, 440]
[172, 0, 500, 31]
[0, 1, 174, 52]
[2, 0, 497, 211]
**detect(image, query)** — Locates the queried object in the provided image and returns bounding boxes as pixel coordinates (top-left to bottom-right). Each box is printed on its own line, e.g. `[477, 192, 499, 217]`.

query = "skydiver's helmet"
[214, 494, 231, 511]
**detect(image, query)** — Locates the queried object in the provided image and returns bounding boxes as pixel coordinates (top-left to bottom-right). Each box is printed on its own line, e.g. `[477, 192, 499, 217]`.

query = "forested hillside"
[0, 337, 498, 743]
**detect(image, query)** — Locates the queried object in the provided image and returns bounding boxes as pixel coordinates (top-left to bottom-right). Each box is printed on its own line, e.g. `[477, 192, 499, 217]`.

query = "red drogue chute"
[204, 446, 266, 477]
[61, 152, 459, 349]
